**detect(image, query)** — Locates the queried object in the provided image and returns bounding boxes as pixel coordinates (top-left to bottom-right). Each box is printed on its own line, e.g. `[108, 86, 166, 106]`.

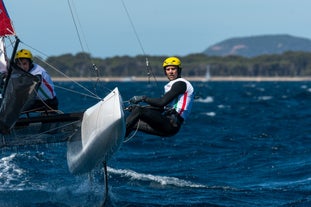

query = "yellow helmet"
[162, 57, 181, 68]
[15, 49, 33, 61]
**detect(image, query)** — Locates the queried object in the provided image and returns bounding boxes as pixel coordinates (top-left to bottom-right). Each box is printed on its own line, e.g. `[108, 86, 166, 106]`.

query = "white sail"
[0, 37, 7, 74]
[204, 65, 211, 82]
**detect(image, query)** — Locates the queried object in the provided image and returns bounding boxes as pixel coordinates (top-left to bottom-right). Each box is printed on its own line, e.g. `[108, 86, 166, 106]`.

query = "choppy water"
[1, 81, 311, 206]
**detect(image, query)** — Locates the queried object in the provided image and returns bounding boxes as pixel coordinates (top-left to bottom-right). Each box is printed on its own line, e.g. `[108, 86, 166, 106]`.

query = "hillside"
[39, 34, 311, 78]
[41, 51, 311, 78]
[203, 34, 311, 57]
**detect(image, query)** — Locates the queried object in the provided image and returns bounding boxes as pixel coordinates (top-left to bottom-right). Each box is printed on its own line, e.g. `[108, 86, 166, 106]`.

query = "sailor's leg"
[125, 105, 142, 137]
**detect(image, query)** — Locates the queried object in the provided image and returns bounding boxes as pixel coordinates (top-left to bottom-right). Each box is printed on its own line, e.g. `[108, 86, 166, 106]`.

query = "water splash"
[108, 167, 206, 188]
[0, 153, 25, 189]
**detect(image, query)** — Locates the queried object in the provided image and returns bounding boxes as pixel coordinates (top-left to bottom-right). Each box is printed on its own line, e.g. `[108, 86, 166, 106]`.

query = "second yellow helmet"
[15, 49, 33, 61]
[162, 57, 181, 68]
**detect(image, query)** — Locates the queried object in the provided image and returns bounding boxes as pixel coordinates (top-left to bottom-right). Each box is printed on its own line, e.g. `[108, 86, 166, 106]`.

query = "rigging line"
[20, 120, 81, 140]
[22, 90, 64, 114]
[20, 40, 50, 59]
[120, 0, 158, 85]
[17, 41, 105, 101]
[67, 0, 85, 53]
[123, 119, 140, 143]
[120, 0, 146, 56]
[21, 39, 102, 100]
[35, 56, 102, 100]
[67, 0, 101, 88]
[3, 35, 16, 51]
[67, 0, 99, 64]
[54, 84, 100, 100]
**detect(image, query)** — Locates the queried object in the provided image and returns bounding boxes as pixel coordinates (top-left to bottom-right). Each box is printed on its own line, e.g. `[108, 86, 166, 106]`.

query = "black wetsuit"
[125, 81, 186, 137]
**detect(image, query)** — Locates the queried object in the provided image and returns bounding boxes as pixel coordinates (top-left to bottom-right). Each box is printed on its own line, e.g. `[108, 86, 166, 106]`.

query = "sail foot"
[0, 65, 40, 133]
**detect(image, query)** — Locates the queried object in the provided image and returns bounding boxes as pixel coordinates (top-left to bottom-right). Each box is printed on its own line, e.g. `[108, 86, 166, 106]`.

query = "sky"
[3, 0, 311, 59]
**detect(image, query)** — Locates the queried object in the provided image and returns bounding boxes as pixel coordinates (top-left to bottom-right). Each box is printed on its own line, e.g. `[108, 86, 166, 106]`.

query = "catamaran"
[0, 0, 125, 177]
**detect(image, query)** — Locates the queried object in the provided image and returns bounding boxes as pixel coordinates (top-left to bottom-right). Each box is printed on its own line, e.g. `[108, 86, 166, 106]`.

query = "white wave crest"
[108, 167, 206, 188]
[0, 153, 25, 189]
[205, 112, 216, 117]
[195, 96, 214, 103]
[258, 96, 273, 101]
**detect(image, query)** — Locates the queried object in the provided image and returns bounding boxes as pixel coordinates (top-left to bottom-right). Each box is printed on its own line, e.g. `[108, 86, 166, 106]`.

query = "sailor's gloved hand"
[129, 95, 146, 104]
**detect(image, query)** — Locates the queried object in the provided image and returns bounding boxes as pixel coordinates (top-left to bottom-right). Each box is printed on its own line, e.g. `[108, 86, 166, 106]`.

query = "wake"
[108, 167, 206, 188]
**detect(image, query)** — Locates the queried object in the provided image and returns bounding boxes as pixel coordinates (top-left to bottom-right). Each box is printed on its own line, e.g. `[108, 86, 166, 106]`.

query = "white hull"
[67, 87, 125, 174]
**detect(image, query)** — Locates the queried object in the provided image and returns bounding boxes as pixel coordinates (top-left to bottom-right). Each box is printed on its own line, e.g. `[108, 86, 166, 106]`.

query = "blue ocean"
[1, 80, 311, 207]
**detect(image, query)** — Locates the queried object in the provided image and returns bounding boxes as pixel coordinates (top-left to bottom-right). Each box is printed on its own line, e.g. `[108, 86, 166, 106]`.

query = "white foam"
[258, 96, 273, 101]
[0, 153, 25, 189]
[218, 104, 231, 109]
[205, 112, 216, 117]
[195, 96, 213, 103]
[108, 167, 206, 188]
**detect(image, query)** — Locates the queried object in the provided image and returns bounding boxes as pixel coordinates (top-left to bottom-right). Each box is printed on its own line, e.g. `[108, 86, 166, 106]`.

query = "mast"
[2, 37, 19, 96]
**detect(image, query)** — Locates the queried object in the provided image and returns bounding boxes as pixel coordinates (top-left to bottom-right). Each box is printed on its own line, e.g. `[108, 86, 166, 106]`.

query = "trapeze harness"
[163, 78, 194, 126]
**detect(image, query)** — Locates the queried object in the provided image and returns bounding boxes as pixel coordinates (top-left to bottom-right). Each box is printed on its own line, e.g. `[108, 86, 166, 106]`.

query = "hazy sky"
[4, 0, 311, 58]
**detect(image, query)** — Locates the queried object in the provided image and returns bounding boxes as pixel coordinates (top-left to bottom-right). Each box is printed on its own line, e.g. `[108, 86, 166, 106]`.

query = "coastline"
[53, 76, 311, 82]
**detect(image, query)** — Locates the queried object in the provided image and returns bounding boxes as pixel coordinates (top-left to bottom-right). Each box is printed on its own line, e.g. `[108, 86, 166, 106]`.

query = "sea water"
[1, 81, 311, 206]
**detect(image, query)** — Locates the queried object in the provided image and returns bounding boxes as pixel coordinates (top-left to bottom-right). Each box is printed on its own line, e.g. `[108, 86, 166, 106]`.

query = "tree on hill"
[36, 51, 311, 78]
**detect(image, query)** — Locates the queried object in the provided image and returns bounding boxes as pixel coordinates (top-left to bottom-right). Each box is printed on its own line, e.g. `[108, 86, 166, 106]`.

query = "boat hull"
[67, 87, 125, 174]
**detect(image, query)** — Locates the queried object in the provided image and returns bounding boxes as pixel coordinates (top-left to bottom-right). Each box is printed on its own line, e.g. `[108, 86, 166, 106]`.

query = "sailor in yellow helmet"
[125, 56, 194, 138]
[15, 49, 58, 111]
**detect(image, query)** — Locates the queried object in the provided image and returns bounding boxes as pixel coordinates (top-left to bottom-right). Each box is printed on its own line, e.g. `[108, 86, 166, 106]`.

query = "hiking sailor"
[15, 49, 58, 111]
[125, 56, 194, 138]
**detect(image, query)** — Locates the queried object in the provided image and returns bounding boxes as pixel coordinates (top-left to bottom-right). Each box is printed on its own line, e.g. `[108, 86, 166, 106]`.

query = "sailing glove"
[129, 95, 146, 104]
